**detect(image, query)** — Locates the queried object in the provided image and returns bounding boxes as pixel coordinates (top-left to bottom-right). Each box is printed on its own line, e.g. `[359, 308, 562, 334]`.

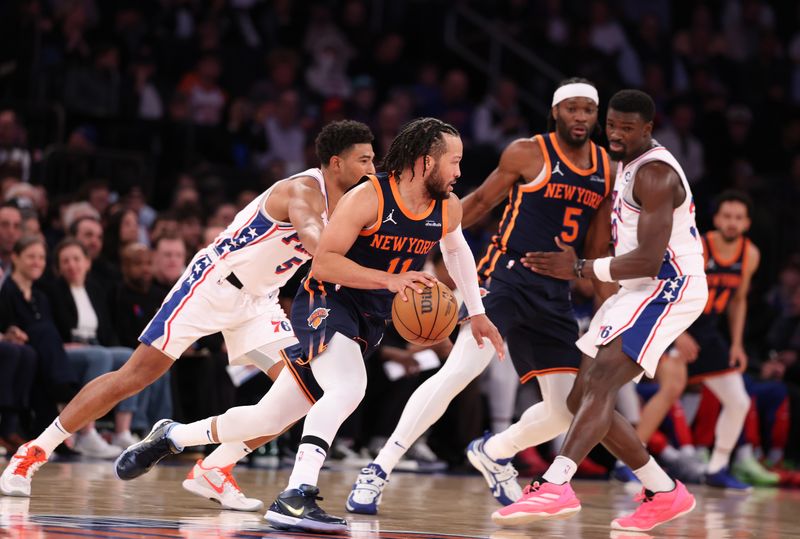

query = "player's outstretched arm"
[440, 195, 504, 358]
[460, 138, 542, 229]
[311, 181, 436, 300]
[582, 195, 618, 301]
[524, 162, 682, 281]
[727, 241, 760, 371]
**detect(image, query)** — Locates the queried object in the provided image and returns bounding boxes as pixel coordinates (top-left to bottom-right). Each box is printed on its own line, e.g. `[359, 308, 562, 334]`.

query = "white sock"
[202, 441, 252, 469]
[707, 447, 733, 474]
[168, 418, 215, 450]
[376, 327, 494, 474]
[33, 418, 72, 457]
[632, 456, 675, 493]
[374, 438, 408, 472]
[287, 443, 327, 490]
[484, 374, 575, 461]
[542, 455, 577, 485]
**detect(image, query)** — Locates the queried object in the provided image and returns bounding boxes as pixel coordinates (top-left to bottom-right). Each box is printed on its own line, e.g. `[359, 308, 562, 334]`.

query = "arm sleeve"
[440, 225, 485, 317]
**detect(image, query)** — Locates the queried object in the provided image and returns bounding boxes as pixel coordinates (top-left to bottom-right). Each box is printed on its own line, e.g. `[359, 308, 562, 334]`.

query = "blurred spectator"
[70, 215, 119, 292]
[0, 110, 31, 182]
[175, 204, 204, 254]
[0, 236, 78, 433]
[177, 53, 227, 126]
[261, 89, 306, 174]
[150, 211, 180, 245]
[63, 42, 121, 117]
[78, 179, 111, 217]
[0, 204, 22, 284]
[208, 203, 237, 228]
[20, 208, 42, 239]
[654, 100, 705, 183]
[102, 208, 140, 268]
[123, 49, 164, 120]
[433, 69, 474, 141]
[49, 238, 139, 453]
[473, 78, 529, 152]
[151, 234, 187, 291]
[588, 0, 642, 86]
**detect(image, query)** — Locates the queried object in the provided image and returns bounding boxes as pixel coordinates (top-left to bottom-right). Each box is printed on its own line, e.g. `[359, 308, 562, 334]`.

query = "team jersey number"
[387, 257, 413, 274]
[560, 207, 583, 243]
[275, 233, 308, 274]
[704, 288, 731, 315]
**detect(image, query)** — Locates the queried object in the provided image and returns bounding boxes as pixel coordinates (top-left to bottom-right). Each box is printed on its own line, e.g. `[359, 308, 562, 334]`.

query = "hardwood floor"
[1, 461, 798, 538]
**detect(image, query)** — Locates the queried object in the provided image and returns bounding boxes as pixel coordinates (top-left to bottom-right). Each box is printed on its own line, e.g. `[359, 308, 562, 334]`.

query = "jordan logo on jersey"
[552, 161, 564, 176]
[383, 209, 397, 225]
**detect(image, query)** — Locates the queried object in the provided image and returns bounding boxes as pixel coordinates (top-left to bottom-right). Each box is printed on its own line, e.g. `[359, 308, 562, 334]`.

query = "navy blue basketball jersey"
[306, 173, 447, 318]
[701, 232, 750, 322]
[477, 133, 611, 284]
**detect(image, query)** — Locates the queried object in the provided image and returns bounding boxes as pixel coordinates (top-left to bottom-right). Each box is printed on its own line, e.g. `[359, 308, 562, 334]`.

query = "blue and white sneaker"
[465, 434, 522, 506]
[114, 419, 181, 480]
[345, 463, 388, 515]
[705, 467, 752, 491]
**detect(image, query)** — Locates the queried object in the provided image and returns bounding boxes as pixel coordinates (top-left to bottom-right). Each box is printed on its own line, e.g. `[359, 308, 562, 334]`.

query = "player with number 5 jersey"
[348, 78, 616, 515]
[2, 120, 376, 513]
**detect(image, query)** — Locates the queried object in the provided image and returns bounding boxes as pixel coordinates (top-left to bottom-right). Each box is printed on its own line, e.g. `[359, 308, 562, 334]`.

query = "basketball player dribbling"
[0, 121, 376, 511]
[496, 90, 707, 532]
[112, 117, 503, 533]
[347, 78, 615, 514]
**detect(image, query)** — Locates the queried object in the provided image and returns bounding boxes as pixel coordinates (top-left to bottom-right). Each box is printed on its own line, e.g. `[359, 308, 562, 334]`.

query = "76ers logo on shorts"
[307, 307, 331, 330]
[600, 325, 613, 339]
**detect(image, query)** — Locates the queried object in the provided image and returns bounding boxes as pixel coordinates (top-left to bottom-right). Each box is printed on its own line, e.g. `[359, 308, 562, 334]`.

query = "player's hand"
[521, 237, 577, 280]
[386, 271, 437, 301]
[673, 332, 700, 363]
[729, 344, 748, 372]
[469, 314, 504, 360]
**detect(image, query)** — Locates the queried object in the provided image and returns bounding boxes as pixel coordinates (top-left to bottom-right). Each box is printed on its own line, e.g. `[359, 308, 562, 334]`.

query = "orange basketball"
[392, 281, 459, 346]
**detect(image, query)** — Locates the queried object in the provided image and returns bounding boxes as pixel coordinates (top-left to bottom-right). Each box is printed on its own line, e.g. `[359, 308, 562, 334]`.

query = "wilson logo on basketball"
[420, 287, 434, 314]
[306, 308, 331, 329]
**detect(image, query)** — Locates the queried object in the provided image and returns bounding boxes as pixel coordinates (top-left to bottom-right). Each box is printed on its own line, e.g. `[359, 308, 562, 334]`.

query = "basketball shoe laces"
[13, 446, 47, 478]
[215, 464, 245, 497]
[522, 480, 542, 496]
[628, 489, 659, 517]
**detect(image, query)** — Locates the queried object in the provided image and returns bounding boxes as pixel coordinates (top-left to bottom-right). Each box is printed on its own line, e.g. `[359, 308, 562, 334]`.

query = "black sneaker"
[265, 484, 348, 533]
[114, 419, 181, 480]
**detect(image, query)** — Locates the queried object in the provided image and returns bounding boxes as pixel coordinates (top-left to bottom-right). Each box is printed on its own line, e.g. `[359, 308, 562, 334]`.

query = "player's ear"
[643, 120, 653, 137]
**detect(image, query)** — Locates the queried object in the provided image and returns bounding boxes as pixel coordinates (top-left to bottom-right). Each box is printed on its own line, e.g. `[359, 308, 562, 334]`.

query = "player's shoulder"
[503, 136, 544, 157]
[744, 237, 760, 264]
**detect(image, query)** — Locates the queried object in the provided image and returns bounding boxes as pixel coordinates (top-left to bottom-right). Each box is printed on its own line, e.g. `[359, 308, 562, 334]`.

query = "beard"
[719, 229, 741, 243]
[608, 147, 626, 161]
[556, 118, 591, 148]
[424, 163, 450, 200]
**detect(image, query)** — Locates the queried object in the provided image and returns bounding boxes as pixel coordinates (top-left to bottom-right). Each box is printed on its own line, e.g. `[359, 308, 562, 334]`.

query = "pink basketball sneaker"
[491, 481, 581, 525]
[611, 480, 696, 532]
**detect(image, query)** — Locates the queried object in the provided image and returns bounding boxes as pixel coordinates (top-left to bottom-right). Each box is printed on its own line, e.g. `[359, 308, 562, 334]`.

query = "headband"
[552, 83, 599, 107]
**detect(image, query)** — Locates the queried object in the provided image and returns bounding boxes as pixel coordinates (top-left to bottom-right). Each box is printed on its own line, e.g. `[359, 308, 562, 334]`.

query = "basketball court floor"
[1, 460, 798, 538]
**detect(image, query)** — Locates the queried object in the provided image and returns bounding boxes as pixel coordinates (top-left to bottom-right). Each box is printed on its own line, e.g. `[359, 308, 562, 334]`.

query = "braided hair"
[382, 117, 459, 180]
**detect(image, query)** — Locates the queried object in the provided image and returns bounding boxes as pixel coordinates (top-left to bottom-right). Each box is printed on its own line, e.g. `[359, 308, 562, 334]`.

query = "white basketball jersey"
[611, 142, 705, 289]
[203, 168, 328, 296]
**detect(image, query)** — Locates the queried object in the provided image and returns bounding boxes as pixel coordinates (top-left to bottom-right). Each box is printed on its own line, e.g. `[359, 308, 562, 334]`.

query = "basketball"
[392, 281, 459, 346]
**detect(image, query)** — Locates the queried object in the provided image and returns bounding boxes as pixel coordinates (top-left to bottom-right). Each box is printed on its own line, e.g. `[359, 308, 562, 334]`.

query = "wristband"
[592, 257, 614, 282]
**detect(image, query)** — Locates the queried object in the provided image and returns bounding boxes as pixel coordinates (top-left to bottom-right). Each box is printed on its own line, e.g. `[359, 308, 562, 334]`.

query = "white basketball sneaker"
[0, 443, 48, 497]
[182, 460, 264, 512]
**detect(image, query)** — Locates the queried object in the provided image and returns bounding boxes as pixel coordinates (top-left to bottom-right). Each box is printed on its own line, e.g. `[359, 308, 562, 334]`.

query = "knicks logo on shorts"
[600, 325, 613, 339]
[307, 307, 331, 330]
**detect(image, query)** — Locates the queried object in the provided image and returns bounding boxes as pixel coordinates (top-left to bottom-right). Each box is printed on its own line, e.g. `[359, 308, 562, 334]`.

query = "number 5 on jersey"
[561, 207, 583, 243]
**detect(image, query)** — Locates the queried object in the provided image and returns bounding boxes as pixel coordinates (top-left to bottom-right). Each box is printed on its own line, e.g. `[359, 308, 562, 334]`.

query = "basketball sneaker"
[732, 455, 780, 486]
[491, 480, 581, 525]
[114, 419, 181, 480]
[0, 443, 48, 497]
[345, 463, 388, 514]
[265, 484, 347, 533]
[704, 467, 752, 491]
[466, 434, 523, 505]
[182, 460, 264, 512]
[611, 481, 696, 532]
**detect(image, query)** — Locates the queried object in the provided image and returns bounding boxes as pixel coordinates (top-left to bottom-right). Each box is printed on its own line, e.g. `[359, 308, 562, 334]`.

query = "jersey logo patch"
[307, 307, 331, 329]
[383, 209, 397, 225]
[589, 174, 604, 183]
[425, 220, 441, 227]
[552, 161, 564, 176]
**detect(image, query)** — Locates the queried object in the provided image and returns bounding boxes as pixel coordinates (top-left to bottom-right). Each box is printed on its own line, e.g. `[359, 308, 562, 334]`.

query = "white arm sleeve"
[440, 225, 485, 317]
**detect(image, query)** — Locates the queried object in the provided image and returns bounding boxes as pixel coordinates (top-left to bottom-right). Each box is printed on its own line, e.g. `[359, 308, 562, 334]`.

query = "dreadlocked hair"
[382, 117, 459, 180]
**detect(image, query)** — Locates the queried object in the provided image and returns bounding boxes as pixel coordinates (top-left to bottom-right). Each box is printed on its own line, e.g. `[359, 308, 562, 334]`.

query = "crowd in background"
[0, 0, 799, 480]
